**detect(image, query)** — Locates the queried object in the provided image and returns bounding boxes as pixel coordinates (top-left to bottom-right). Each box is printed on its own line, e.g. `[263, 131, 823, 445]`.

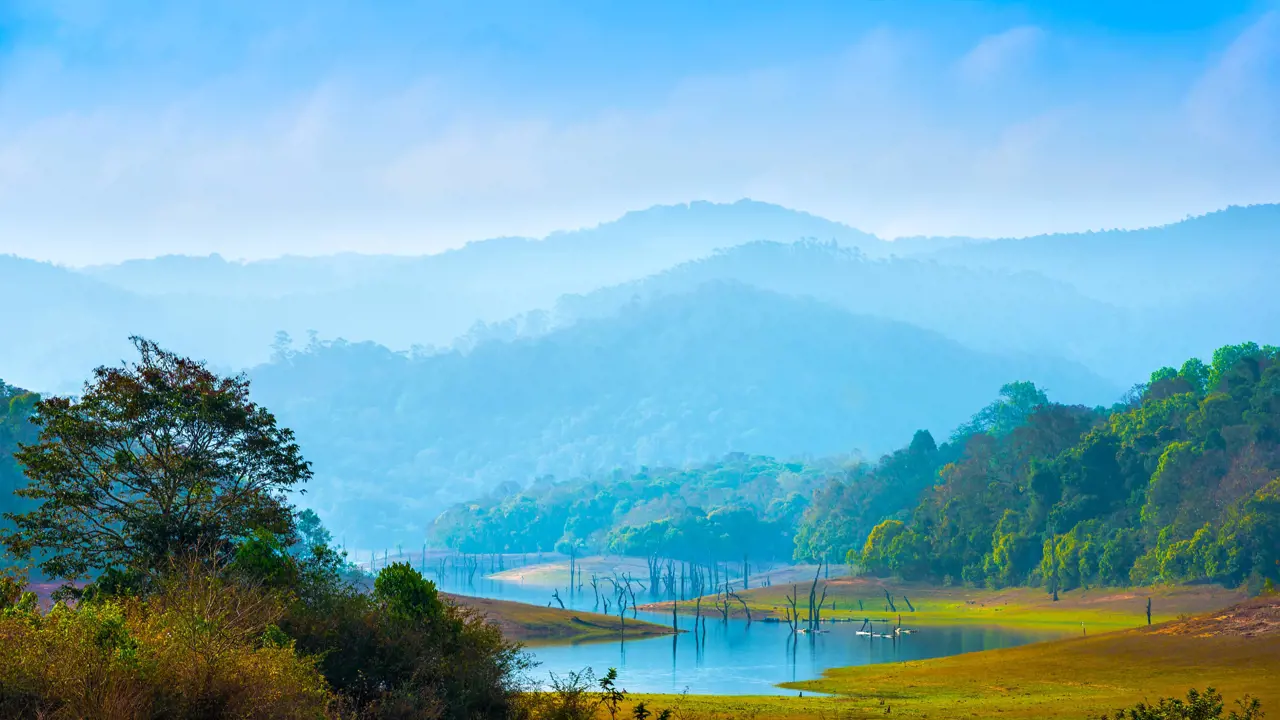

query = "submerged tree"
[1, 337, 311, 581]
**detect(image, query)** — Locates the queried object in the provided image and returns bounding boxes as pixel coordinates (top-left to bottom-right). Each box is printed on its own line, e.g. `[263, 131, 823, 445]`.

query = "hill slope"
[487, 241, 1142, 383]
[248, 283, 1118, 545]
[916, 203, 1280, 308]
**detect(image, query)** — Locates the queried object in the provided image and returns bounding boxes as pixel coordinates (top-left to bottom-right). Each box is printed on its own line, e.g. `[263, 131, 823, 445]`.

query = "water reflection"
[428, 563, 1060, 695]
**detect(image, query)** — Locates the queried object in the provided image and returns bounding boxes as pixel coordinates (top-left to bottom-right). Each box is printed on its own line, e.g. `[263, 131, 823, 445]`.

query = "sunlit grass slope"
[624, 594, 1280, 720]
[448, 594, 676, 646]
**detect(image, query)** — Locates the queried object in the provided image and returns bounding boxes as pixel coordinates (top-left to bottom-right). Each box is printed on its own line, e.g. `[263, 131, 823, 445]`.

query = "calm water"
[429, 567, 1061, 695]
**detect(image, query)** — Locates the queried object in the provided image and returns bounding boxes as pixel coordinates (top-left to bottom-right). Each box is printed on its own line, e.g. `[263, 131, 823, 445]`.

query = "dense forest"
[859, 343, 1280, 591]
[428, 453, 844, 563]
[429, 382, 1048, 564]
[431, 344, 1280, 595]
[250, 283, 1114, 545]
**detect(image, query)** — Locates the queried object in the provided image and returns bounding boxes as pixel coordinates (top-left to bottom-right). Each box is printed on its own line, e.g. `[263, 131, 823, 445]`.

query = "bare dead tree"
[784, 584, 800, 634]
[729, 589, 751, 624]
[813, 584, 829, 630]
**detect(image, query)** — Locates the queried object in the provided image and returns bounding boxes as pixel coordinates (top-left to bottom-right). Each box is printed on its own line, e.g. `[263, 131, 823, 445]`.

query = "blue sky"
[1, 0, 1278, 264]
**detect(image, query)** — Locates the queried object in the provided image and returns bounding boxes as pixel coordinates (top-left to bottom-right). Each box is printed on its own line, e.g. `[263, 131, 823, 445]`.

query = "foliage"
[797, 428, 955, 565]
[271, 553, 528, 720]
[0, 379, 39, 526]
[1098, 687, 1262, 720]
[951, 381, 1050, 440]
[1, 342, 528, 719]
[512, 668, 683, 720]
[2, 337, 311, 582]
[858, 343, 1280, 591]
[0, 564, 330, 719]
[430, 453, 835, 562]
[295, 508, 334, 556]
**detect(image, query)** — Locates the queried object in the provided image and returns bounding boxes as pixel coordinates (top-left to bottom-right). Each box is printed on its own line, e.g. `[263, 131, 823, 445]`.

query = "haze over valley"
[4, 200, 1279, 543]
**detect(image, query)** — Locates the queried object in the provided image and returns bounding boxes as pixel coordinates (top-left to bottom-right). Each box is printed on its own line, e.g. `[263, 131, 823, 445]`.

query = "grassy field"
[616, 594, 1280, 720]
[641, 576, 1246, 631]
[447, 593, 677, 646]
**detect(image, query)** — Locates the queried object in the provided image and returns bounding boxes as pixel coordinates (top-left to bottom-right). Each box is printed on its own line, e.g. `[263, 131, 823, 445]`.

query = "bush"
[1099, 687, 1263, 720]
[279, 560, 530, 720]
[0, 565, 330, 719]
[513, 668, 645, 720]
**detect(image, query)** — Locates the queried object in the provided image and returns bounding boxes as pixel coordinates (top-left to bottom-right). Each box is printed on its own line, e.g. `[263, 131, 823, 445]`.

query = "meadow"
[619, 594, 1280, 720]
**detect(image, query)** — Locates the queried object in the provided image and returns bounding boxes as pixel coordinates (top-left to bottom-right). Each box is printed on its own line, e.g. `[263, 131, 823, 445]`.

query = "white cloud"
[955, 26, 1044, 86]
[1186, 11, 1280, 149]
[0, 14, 1278, 263]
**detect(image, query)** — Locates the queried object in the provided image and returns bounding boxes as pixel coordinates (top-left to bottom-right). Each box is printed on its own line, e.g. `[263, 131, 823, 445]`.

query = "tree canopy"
[1, 337, 312, 580]
[858, 343, 1280, 591]
[428, 453, 840, 563]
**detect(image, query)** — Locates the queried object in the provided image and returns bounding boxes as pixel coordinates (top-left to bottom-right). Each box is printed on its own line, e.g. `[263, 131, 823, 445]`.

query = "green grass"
[642, 576, 1246, 631]
[616, 594, 1279, 720]
[621, 633, 1280, 719]
[447, 594, 677, 646]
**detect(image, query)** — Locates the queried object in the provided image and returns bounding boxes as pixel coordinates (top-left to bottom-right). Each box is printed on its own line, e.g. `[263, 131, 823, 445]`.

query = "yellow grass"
[448, 594, 677, 646]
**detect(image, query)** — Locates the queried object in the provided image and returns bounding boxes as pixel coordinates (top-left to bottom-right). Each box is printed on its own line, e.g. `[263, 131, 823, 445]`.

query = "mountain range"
[4, 198, 1279, 544]
[247, 283, 1118, 543]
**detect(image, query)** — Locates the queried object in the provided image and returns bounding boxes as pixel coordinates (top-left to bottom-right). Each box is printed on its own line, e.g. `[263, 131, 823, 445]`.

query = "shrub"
[0, 566, 331, 720]
[280, 560, 530, 719]
[1099, 687, 1263, 720]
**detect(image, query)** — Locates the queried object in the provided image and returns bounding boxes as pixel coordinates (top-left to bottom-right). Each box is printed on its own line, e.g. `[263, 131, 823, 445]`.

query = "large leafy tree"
[1, 337, 311, 580]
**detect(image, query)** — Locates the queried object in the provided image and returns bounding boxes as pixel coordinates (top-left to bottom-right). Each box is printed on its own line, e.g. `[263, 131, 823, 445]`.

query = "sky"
[1, 0, 1278, 265]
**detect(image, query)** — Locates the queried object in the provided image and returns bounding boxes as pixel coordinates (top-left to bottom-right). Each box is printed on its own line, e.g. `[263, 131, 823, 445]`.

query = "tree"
[294, 508, 333, 554]
[952, 381, 1049, 440]
[1, 337, 311, 581]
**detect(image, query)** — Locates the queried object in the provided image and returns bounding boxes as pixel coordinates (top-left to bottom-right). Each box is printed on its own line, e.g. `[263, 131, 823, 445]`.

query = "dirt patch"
[1156, 595, 1280, 638]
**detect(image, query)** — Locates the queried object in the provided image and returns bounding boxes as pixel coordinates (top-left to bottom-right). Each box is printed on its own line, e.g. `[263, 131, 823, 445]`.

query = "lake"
[429, 565, 1062, 695]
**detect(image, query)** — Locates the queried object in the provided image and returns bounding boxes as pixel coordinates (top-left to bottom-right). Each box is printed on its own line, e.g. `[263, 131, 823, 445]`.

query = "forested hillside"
[858, 343, 1280, 591]
[431, 426, 965, 571]
[250, 283, 1116, 545]
[476, 241, 1146, 383]
[3, 201, 885, 391]
[0, 380, 38, 524]
[921, 203, 1280, 307]
[428, 454, 843, 563]
[8, 202, 1278, 395]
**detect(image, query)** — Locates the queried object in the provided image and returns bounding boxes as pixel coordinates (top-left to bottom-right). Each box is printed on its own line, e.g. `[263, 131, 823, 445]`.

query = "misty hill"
[914, 204, 1280, 308]
[1, 200, 889, 389]
[470, 241, 1148, 383]
[84, 200, 886, 298]
[0, 255, 153, 392]
[247, 283, 1120, 545]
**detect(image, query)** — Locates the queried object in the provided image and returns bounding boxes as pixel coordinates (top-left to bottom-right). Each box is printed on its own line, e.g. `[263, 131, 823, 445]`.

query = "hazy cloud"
[956, 26, 1044, 86]
[0, 8, 1278, 263]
